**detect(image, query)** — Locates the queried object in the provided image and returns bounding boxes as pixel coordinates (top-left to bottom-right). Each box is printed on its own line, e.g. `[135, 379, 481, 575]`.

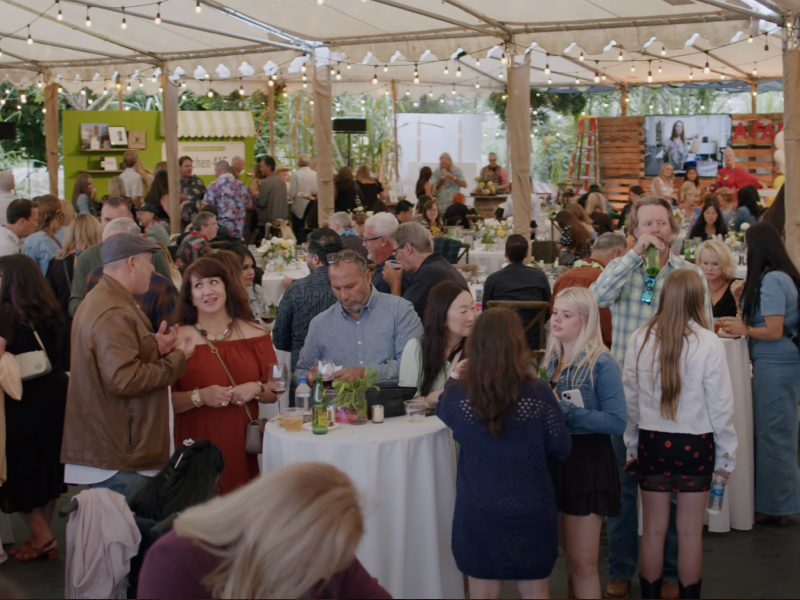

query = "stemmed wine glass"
[317, 358, 335, 388]
[268, 363, 289, 396]
[738, 244, 746, 266]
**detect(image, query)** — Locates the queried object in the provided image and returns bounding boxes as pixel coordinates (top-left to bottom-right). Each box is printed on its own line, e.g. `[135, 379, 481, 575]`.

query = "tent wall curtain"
[507, 52, 532, 243]
[314, 71, 335, 227]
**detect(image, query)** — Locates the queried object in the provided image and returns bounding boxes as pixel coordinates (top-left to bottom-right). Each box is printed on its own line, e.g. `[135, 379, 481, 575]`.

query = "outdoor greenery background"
[0, 80, 784, 197]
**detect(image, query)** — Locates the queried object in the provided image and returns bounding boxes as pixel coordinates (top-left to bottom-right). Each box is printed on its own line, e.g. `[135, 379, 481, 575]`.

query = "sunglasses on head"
[641, 275, 656, 304]
[327, 250, 367, 267]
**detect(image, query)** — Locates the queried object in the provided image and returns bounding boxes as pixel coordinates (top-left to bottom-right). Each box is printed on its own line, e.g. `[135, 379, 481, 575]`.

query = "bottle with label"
[707, 473, 726, 514]
[295, 376, 311, 412]
[312, 373, 328, 435]
[474, 287, 483, 314]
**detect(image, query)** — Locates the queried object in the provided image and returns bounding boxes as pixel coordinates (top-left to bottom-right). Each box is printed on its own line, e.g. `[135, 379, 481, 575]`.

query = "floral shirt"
[174, 231, 209, 271]
[179, 175, 207, 228]
[203, 173, 250, 239]
[479, 164, 509, 189]
[431, 165, 464, 212]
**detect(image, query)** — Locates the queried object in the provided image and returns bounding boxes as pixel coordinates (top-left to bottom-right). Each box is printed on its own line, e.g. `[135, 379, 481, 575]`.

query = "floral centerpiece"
[256, 237, 295, 271]
[331, 366, 380, 425]
[473, 176, 497, 196]
[479, 221, 512, 250]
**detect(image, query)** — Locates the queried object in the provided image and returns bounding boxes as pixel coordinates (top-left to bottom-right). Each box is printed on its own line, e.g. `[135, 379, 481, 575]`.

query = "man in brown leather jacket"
[62, 233, 195, 500]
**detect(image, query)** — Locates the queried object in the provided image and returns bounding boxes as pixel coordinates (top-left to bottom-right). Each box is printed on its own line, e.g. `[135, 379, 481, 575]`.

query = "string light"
[155, 3, 161, 24]
[372, 69, 378, 84]
[300, 64, 306, 73]
[80, 89, 86, 95]
[127, 83, 131, 91]
[475, 57, 480, 66]
[749, 35, 753, 43]
[594, 72, 600, 83]
[618, 50, 623, 60]
[301, 74, 307, 82]
[444, 63, 449, 75]
[428, 89, 432, 97]
[547, 77, 552, 84]
[195, 1, 202, 13]
[56, 0, 62, 20]
[139, 79, 144, 87]
[346, 64, 351, 69]
[579, 51, 584, 61]
[498, 72, 503, 79]
[456, 65, 461, 77]
[658, 63, 662, 73]
[239, 84, 244, 95]
[689, 69, 693, 80]
[753, 64, 758, 76]
[330, 66, 335, 75]
[630, 63, 635, 72]
[501, 53, 507, 65]
[720, 73, 725, 80]
[37, 80, 42, 88]
[544, 54, 550, 74]
[121, 8, 127, 29]
[475, 82, 480, 88]
[336, 69, 341, 80]
[451, 87, 456, 95]
[271, 73, 278, 81]
[207, 90, 213, 97]
[764, 34, 769, 52]
[704, 59, 710, 73]
[27, 26, 32, 44]
[86, 7, 91, 27]
[661, 45, 666, 56]
[575, 78, 580, 84]
[383, 65, 388, 72]
[413, 63, 419, 84]
[268, 79, 274, 87]
[647, 63, 653, 83]
[601, 74, 606, 81]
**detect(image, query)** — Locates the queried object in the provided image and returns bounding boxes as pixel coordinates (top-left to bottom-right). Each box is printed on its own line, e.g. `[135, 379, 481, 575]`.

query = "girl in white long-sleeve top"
[623, 269, 737, 599]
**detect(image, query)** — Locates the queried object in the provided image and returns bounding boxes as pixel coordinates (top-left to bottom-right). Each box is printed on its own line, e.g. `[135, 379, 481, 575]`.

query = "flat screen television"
[644, 115, 732, 178]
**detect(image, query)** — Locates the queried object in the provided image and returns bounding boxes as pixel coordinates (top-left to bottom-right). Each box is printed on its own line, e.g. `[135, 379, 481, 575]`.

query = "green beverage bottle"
[312, 373, 328, 435]
[645, 244, 660, 276]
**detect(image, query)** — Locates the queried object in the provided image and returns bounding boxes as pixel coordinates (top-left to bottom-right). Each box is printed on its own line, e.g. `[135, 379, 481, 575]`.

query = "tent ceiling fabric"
[0, 0, 789, 93]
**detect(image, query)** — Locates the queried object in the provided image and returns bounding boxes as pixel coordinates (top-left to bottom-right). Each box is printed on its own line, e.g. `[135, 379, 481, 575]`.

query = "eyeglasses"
[364, 235, 383, 243]
[327, 250, 366, 267]
[390, 244, 408, 258]
[641, 275, 656, 304]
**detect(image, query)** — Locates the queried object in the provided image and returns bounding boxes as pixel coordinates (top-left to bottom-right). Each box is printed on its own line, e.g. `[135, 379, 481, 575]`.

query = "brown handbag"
[203, 338, 266, 455]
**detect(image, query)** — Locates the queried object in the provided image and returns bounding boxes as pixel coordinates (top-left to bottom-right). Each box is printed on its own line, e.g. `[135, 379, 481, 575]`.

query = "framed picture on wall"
[128, 130, 146, 149]
[108, 127, 128, 148]
[80, 123, 109, 150]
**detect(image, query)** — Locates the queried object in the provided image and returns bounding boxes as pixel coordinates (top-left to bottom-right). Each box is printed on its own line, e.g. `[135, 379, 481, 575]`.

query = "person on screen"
[713, 148, 762, 192]
[665, 121, 688, 172]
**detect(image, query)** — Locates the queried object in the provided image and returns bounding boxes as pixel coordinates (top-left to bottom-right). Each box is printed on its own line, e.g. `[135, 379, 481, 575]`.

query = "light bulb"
[456, 66, 461, 77]
[303, 82, 307, 88]
[451, 88, 456, 94]
[346, 64, 351, 69]
[475, 82, 480, 88]
[158, 86, 163, 92]
[383, 65, 388, 72]
[658, 64, 662, 73]
[372, 73, 378, 84]
[475, 58, 480, 66]
[413, 64, 418, 77]
[121, 18, 127, 29]
[630, 64, 635, 72]
[116, 83, 121, 89]
[20, 94, 25, 103]
[86, 12, 91, 26]
[575, 78, 580, 84]
[579, 51, 584, 61]
[330, 67, 335, 75]
[139, 80, 144, 87]
[499, 73, 503, 79]
[57, 87, 62, 93]
[196, 1, 201, 12]
[753, 90, 758, 96]
[439, 98, 444, 103]
[336, 70, 341, 80]
[444, 65, 449, 75]
[501, 53, 507, 65]
[749, 35, 753, 43]
[268, 80, 274, 87]
[300, 65, 306, 73]
[601, 74, 606, 81]
[428, 90, 432, 97]
[155, 5, 161, 24]
[414, 76, 419, 84]
[57, 8, 62, 20]
[37, 81, 42, 88]
[647, 71, 653, 83]
[594, 73, 600, 83]
[27, 32, 32, 45]
[302, 74, 307, 81]
[720, 74, 725, 80]
[127, 84, 131, 91]
[239, 85, 244, 95]
[700, 104, 705, 110]
[689, 71, 693, 80]
[42, 108, 46, 114]
[753, 66, 757, 75]
[704, 61, 709, 73]
[207, 90, 213, 97]
[544, 64, 550, 74]
[547, 77, 552, 84]
[618, 51, 623, 60]
[80, 89, 85, 95]
[661, 47, 666, 56]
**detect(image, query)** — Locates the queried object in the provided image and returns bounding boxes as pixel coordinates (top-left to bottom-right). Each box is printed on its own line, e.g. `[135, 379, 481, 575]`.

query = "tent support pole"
[751, 81, 758, 113]
[507, 46, 532, 246]
[620, 84, 629, 116]
[162, 71, 181, 235]
[314, 66, 334, 227]
[783, 14, 800, 266]
[391, 80, 399, 182]
[44, 81, 59, 197]
[268, 84, 275, 158]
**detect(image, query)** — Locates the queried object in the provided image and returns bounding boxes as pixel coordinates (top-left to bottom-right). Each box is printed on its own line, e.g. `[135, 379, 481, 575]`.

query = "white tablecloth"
[461, 246, 505, 275]
[262, 417, 464, 599]
[706, 336, 755, 532]
[261, 264, 310, 306]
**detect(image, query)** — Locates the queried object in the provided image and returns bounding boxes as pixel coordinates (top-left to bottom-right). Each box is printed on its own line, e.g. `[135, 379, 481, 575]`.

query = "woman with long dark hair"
[224, 244, 269, 322]
[556, 210, 594, 264]
[761, 184, 785, 241]
[437, 308, 571, 599]
[687, 201, 728, 241]
[399, 281, 474, 407]
[721, 222, 800, 524]
[144, 170, 171, 224]
[71, 173, 97, 215]
[22, 194, 67, 274]
[732, 185, 762, 231]
[666, 121, 688, 171]
[334, 166, 358, 213]
[0, 255, 68, 562]
[625, 269, 736, 598]
[171, 257, 278, 493]
[415, 166, 433, 199]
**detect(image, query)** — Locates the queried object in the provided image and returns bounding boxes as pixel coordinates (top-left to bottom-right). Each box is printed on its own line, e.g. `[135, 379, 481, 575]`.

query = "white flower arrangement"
[739, 222, 750, 231]
[480, 221, 512, 244]
[256, 237, 296, 269]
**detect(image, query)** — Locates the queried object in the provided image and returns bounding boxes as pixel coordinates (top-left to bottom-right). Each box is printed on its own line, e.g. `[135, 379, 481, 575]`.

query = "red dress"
[173, 334, 276, 493]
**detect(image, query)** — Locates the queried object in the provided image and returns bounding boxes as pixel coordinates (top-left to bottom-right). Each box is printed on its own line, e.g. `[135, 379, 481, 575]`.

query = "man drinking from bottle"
[589, 195, 713, 600]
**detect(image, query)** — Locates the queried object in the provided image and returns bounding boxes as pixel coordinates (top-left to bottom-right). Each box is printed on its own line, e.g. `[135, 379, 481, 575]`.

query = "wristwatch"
[256, 382, 265, 399]
[191, 387, 203, 408]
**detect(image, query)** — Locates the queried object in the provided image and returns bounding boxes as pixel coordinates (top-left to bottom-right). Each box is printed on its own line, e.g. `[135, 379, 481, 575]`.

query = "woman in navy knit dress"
[438, 308, 571, 599]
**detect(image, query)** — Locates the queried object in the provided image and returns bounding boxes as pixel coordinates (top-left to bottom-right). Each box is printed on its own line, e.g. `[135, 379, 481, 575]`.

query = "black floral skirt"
[638, 429, 715, 493]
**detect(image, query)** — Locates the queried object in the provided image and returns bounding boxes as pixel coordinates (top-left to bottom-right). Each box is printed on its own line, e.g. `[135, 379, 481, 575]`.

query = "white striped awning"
[177, 111, 256, 139]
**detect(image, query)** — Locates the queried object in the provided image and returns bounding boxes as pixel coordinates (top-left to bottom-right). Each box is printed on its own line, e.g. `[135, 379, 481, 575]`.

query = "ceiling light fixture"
[121, 7, 127, 29]
[196, 1, 202, 13]
[86, 8, 91, 26]
[155, 3, 161, 24]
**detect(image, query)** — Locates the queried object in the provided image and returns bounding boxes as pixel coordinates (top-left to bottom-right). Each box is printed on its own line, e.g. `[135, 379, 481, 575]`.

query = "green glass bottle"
[312, 373, 328, 435]
[645, 244, 660, 276]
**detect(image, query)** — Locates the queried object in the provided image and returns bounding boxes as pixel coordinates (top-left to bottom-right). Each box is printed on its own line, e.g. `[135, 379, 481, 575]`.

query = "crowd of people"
[0, 146, 794, 600]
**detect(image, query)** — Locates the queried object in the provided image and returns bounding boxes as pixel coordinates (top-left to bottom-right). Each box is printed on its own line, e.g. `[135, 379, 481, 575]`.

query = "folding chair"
[454, 263, 478, 282]
[485, 300, 549, 363]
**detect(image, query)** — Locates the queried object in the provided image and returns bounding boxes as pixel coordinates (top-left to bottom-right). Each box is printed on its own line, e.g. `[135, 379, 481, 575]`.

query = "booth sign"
[161, 141, 246, 175]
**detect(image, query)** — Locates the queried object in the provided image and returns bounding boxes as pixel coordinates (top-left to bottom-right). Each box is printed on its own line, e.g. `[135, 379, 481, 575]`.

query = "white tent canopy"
[0, 0, 793, 95]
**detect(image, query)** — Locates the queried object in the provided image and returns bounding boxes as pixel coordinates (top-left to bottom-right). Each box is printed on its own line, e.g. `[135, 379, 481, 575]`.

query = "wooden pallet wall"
[730, 113, 782, 188]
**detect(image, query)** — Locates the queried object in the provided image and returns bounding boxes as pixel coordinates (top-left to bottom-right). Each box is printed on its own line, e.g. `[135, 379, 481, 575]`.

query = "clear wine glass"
[317, 358, 335, 388]
[268, 363, 289, 395]
[738, 244, 746, 266]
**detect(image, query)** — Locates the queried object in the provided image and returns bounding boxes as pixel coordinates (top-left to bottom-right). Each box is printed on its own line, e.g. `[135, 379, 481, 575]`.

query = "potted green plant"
[332, 366, 380, 425]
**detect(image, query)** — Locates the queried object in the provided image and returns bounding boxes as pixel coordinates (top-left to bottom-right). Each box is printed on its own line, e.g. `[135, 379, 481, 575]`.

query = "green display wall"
[62, 111, 255, 200]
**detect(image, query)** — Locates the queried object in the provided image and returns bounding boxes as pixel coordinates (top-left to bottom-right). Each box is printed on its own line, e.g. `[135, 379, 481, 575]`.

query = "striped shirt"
[589, 249, 714, 365]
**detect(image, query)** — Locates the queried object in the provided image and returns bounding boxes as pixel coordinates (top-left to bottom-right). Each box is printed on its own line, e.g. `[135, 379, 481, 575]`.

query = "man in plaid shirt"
[589, 195, 713, 600]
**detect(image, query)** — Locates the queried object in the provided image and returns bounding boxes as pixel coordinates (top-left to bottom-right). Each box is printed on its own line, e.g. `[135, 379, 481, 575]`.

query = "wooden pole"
[391, 80, 399, 182]
[43, 81, 59, 197]
[620, 84, 629, 117]
[507, 48, 532, 244]
[161, 71, 181, 235]
[268, 83, 275, 157]
[750, 81, 758, 114]
[314, 67, 334, 227]
[292, 94, 299, 163]
[783, 14, 800, 266]
[118, 85, 123, 111]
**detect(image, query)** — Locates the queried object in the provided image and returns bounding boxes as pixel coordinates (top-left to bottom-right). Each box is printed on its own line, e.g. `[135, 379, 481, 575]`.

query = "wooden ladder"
[568, 116, 601, 193]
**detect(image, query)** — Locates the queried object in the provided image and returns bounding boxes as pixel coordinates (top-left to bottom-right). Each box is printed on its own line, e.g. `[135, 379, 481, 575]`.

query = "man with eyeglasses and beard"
[589, 195, 713, 600]
[295, 250, 422, 386]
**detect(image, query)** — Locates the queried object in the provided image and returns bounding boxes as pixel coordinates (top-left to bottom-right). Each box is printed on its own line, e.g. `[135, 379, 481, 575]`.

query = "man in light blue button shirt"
[296, 250, 422, 385]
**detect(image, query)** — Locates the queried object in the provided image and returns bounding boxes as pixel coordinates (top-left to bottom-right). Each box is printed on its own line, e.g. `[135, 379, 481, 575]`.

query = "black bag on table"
[366, 387, 418, 419]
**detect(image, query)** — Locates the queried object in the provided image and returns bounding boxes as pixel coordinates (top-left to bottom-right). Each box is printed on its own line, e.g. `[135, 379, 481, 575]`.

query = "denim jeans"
[90, 471, 151, 503]
[607, 435, 679, 582]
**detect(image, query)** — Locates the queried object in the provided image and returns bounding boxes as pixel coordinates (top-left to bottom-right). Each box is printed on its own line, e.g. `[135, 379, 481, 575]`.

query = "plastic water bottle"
[707, 473, 726, 515]
[295, 376, 311, 412]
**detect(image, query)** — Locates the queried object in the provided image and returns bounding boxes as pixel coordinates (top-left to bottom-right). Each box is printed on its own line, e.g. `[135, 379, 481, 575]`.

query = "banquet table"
[262, 416, 464, 599]
[461, 245, 505, 276]
[706, 336, 755, 532]
[261, 263, 310, 306]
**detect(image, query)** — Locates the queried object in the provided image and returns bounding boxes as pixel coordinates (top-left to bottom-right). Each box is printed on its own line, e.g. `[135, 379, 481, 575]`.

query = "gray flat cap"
[101, 232, 160, 265]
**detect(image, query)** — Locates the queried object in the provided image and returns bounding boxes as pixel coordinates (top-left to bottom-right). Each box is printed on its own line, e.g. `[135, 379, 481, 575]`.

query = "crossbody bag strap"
[31, 329, 46, 352]
[202, 337, 256, 422]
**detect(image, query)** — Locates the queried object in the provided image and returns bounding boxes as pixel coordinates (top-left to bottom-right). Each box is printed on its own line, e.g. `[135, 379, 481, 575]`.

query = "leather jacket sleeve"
[93, 310, 186, 398]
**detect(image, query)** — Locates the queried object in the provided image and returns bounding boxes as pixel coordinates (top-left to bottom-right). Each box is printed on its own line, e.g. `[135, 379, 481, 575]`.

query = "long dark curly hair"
[175, 256, 255, 326]
[463, 308, 533, 438]
[0, 254, 62, 332]
[420, 281, 469, 396]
